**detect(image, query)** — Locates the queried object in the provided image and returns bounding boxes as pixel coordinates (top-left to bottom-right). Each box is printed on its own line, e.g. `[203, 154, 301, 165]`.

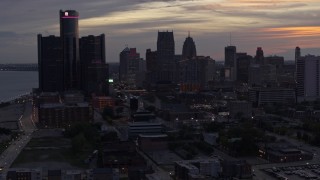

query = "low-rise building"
[138, 134, 168, 152]
[258, 142, 313, 163]
[87, 168, 119, 180]
[92, 96, 115, 111]
[175, 159, 221, 180]
[221, 160, 252, 179]
[249, 87, 296, 106]
[63, 91, 84, 104]
[48, 170, 61, 180]
[128, 122, 163, 138]
[38, 102, 93, 128]
[7, 168, 42, 180]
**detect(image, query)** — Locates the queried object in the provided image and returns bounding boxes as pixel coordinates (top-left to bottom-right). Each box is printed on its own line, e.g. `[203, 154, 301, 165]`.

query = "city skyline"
[1, 0, 320, 63]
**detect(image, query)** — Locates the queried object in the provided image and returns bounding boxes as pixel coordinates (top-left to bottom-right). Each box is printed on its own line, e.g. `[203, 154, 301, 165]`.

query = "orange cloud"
[260, 26, 320, 38]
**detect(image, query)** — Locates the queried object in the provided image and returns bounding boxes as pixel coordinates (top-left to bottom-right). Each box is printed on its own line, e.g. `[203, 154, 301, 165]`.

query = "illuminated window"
[65, 12, 68, 16]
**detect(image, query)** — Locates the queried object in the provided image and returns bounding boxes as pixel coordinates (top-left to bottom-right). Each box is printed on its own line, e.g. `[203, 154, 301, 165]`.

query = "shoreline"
[0, 92, 32, 106]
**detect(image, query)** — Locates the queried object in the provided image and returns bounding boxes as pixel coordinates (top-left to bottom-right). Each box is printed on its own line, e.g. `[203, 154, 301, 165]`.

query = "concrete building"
[38, 102, 92, 128]
[179, 56, 215, 92]
[128, 122, 163, 138]
[88, 168, 119, 180]
[248, 64, 277, 87]
[119, 47, 145, 87]
[254, 47, 264, 65]
[225, 46, 236, 68]
[175, 159, 221, 180]
[296, 55, 320, 102]
[146, 31, 178, 87]
[258, 142, 313, 163]
[221, 160, 252, 179]
[48, 170, 61, 180]
[7, 168, 42, 180]
[138, 134, 168, 152]
[224, 46, 237, 81]
[92, 96, 115, 111]
[62, 170, 82, 180]
[236, 53, 252, 83]
[248, 87, 296, 106]
[264, 55, 284, 70]
[63, 91, 84, 104]
[145, 49, 157, 88]
[182, 34, 197, 59]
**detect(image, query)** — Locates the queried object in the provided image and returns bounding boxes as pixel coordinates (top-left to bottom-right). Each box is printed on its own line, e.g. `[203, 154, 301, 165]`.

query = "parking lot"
[263, 164, 320, 180]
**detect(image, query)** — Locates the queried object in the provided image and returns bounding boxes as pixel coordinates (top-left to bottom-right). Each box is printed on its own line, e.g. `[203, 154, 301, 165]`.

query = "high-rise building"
[236, 53, 252, 83]
[145, 49, 157, 87]
[296, 55, 320, 101]
[225, 46, 236, 67]
[182, 34, 197, 59]
[264, 56, 284, 69]
[79, 34, 108, 96]
[38, 10, 107, 96]
[295, 47, 301, 62]
[254, 47, 264, 64]
[224, 46, 237, 81]
[119, 47, 144, 87]
[60, 10, 80, 90]
[295, 46, 301, 80]
[179, 56, 215, 92]
[248, 64, 277, 87]
[38, 35, 64, 92]
[156, 31, 177, 83]
[119, 47, 130, 82]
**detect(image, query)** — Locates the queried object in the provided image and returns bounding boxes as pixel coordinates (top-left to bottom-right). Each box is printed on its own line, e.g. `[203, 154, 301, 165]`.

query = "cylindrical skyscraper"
[60, 10, 80, 90]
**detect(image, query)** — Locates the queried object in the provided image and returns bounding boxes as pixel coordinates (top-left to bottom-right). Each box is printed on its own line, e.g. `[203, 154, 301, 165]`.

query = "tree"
[103, 107, 114, 118]
[297, 131, 302, 139]
[72, 133, 87, 154]
[302, 132, 310, 142]
[97, 149, 104, 168]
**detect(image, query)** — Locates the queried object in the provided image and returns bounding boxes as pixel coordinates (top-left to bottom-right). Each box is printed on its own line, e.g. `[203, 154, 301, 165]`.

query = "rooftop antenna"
[229, 32, 232, 46]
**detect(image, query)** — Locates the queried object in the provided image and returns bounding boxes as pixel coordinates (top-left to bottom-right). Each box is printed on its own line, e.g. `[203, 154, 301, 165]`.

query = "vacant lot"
[12, 136, 92, 169]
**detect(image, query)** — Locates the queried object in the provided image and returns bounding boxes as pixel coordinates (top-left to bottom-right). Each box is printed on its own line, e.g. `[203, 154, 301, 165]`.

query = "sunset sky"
[1, 0, 320, 63]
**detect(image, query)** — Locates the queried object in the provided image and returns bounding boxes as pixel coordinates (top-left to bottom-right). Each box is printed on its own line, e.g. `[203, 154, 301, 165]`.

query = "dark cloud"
[0, 0, 319, 63]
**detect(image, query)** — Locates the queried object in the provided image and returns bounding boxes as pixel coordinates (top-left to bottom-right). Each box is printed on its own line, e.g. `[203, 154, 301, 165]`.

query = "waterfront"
[0, 71, 37, 102]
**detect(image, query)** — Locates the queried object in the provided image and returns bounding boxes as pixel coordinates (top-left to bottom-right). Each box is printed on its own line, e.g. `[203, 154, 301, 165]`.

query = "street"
[0, 101, 36, 179]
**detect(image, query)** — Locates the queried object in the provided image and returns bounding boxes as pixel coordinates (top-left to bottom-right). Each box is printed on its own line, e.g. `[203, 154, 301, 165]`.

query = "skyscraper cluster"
[38, 10, 108, 96]
[119, 47, 146, 88]
[142, 31, 215, 91]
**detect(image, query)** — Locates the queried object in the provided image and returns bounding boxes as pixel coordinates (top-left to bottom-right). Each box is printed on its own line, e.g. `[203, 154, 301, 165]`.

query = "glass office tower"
[59, 10, 80, 90]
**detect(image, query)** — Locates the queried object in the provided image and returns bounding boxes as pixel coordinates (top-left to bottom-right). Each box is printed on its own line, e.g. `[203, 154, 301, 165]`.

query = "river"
[0, 71, 38, 102]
